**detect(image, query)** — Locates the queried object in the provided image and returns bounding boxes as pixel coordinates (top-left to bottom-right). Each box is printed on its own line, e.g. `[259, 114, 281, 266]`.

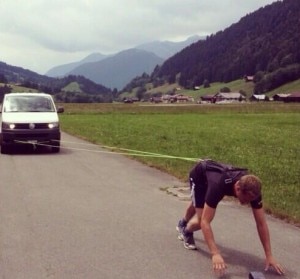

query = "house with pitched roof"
[214, 92, 246, 103]
[284, 92, 300, 102]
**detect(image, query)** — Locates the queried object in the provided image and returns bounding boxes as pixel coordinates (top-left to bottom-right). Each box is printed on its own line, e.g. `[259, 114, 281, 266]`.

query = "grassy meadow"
[59, 102, 300, 224]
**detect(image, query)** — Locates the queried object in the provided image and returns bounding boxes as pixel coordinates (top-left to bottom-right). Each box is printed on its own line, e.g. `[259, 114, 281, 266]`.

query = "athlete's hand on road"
[265, 256, 284, 275]
[212, 253, 227, 276]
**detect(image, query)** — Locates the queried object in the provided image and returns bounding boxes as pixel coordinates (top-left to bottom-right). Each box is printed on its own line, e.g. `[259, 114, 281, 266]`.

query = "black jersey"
[189, 160, 262, 209]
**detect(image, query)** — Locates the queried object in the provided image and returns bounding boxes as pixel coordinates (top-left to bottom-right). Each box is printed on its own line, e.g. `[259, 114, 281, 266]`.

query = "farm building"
[214, 92, 246, 103]
[150, 96, 162, 103]
[244, 75, 254, 82]
[284, 92, 300, 103]
[161, 94, 193, 103]
[176, 94, 194, 102]
[200, 94, 215, 103]
[273, 94, 290, 101]
[250, 94, 266, 101]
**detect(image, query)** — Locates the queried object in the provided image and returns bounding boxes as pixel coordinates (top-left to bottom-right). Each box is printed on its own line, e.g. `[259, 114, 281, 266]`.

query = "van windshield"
[4, 95, 55, 113]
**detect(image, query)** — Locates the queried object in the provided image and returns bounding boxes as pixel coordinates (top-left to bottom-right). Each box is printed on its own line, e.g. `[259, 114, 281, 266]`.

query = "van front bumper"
[0, 128, 61, 145]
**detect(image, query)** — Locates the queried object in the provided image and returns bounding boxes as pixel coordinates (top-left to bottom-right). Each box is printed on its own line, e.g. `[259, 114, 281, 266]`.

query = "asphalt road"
[0, 132, 299, 279]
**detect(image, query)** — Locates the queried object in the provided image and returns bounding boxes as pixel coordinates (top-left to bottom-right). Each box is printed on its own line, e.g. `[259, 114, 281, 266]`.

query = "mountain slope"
[45, 53, 109, 77]
[45, 36, 203, 88]
[45, 36, 202, 78]
[153, 0, 300, 90]
[0, 61, 52, 84]
[68, 49, 164, 90]
[0, 61, 112, 102]
[136, 35, 203, 59]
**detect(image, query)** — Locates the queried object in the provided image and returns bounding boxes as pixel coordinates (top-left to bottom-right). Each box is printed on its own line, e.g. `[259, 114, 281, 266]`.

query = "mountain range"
[45, 35, 202, 90]
[45, 53, 109, 78]
[2, 0, 299, 101]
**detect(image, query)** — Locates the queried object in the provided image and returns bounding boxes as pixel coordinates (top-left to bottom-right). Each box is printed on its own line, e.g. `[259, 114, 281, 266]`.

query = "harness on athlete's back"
[200, 159, 248, 184]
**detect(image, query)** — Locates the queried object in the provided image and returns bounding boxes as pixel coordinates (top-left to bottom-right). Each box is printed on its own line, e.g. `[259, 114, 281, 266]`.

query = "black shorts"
[189, 162, 208, 208]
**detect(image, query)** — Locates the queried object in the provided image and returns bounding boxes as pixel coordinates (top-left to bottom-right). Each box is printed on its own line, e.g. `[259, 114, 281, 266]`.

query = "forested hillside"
[152, 0, 300, 94]
[0, 62, 112, 102]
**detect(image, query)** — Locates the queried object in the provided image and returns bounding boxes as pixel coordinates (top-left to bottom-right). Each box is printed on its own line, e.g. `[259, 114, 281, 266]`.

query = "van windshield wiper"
[25, 110, 53, 112]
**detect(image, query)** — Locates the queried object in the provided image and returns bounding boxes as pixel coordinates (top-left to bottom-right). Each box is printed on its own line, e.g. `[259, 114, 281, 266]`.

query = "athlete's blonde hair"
[239, 175, 262, 198]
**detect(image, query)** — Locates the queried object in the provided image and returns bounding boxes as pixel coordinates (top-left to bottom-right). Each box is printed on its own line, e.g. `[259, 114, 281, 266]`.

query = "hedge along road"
[0, 132, 299, 279]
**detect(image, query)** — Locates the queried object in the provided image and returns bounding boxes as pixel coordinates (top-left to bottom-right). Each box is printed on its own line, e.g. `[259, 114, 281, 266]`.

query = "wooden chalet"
[214, 92, 245, 103]
[273, 93, 290, 102]
[250, 94, 266, 101]
[284, 92, 300, 103]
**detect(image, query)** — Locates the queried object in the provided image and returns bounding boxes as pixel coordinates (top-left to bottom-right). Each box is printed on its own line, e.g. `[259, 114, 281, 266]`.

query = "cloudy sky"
[0, 0, 276, 74]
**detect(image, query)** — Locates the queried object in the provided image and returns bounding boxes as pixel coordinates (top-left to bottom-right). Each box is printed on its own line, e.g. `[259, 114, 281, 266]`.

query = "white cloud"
[0, 0, 276, 74]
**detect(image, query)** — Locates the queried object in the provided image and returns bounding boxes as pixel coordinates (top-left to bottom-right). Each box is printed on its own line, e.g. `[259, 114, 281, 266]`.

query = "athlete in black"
[176, 159, 284, 276]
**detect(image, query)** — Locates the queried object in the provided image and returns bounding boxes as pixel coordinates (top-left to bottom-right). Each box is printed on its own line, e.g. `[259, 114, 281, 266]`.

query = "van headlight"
[48, 122, 59, 129]
[2, 122, 16, 129]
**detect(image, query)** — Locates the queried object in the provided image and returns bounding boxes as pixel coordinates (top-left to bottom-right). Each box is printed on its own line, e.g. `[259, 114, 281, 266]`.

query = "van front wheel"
[1, 143, 12, 154]
[51, 141, 60, 153]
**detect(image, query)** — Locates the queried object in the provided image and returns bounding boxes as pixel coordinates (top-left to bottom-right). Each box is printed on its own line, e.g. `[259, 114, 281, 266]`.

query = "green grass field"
[59, 102, 300, 224]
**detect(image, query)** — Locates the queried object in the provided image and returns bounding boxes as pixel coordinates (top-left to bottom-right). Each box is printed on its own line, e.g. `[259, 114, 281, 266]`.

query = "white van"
[0, 92, 64, 154]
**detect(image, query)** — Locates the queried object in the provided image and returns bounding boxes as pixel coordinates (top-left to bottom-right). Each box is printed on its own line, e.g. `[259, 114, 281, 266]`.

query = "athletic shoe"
[178, 229, 197, 250]
[176, 218, 187, 234]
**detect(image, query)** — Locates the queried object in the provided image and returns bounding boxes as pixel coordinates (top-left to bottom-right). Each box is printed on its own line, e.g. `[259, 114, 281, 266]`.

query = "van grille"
[14, 123, 49, 129]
